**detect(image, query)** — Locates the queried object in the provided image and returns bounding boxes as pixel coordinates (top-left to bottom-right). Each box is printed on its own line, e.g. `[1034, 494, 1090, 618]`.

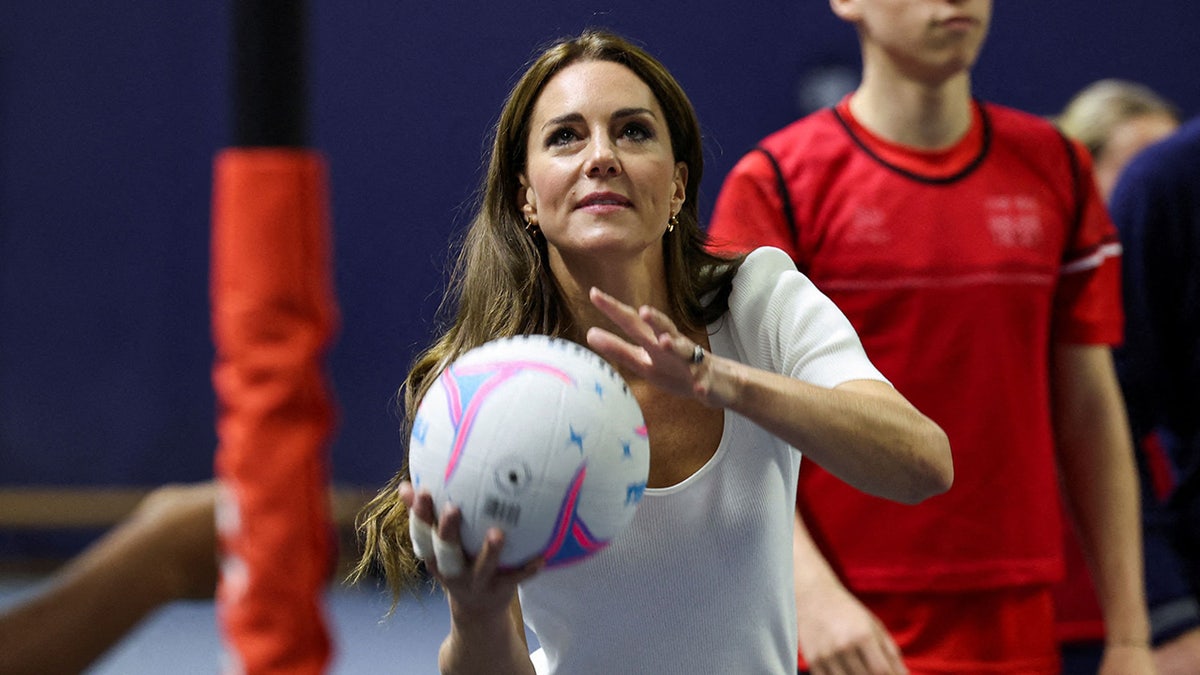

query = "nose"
[584, 137, 620, 178]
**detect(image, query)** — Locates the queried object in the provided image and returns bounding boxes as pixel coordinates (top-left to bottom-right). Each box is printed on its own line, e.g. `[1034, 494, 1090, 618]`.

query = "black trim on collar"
[831, 99, 992, 184]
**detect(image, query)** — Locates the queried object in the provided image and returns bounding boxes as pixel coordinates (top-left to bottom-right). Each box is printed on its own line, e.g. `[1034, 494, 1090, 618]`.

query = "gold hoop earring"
[667, 214, 679, 233]
[525, 218, 540, 237]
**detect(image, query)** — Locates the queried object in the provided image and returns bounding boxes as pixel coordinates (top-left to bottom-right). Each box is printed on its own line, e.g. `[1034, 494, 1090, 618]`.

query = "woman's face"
[519, 60, 687, 261]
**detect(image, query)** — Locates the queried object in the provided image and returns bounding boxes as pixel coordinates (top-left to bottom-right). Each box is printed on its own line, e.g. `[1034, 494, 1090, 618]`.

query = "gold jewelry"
[667, 214, 679, 233]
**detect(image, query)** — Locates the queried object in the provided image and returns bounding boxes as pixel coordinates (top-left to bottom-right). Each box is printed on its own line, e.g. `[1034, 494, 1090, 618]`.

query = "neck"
[851, 62, 974, 150]
[549, 248, 671, 340]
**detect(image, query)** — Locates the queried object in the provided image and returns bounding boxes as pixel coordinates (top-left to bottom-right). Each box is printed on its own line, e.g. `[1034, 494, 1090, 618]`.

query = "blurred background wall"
[2, 2, 1197, 552]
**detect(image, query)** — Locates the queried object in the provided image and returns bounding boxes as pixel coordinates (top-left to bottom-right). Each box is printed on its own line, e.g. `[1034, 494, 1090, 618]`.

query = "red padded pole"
[211, 2, 338, 671]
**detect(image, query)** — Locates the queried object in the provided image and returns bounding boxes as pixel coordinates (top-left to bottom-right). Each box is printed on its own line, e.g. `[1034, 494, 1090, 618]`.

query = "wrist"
[443, 608, 530, 674]
[448, 602, 516, 637]
[707, 356, 749, 411]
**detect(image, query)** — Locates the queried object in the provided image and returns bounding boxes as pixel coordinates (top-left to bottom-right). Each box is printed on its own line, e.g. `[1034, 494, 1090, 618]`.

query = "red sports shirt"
[709, 98, 1122, 592]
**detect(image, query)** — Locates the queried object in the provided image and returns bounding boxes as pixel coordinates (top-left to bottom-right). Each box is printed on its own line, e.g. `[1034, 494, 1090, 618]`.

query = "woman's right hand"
[400, 481, 543, 622]
[402, 482, 541, 674]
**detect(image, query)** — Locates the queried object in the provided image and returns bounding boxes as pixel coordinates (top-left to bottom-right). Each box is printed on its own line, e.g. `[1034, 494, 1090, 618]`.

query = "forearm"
[1053, 344, 1151, 645]
[1060, 442, 1148, 644]
[438, 609, 535, 675]
[582, 287, 950, 503]
[793, 511, 844, 592]
[719, 357, 951, 504]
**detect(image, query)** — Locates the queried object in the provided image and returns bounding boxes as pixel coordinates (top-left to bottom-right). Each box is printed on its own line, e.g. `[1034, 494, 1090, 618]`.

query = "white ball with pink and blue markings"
[408, 334, 650, 570]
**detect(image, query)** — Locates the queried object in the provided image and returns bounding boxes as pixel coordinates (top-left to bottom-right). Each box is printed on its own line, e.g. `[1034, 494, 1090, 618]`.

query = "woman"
[353, 30, 951, 674]
[1057, 78, 1180, 202]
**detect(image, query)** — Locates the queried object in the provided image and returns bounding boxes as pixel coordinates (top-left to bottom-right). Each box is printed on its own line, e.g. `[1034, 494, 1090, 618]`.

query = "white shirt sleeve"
[723, 246, 888, 388]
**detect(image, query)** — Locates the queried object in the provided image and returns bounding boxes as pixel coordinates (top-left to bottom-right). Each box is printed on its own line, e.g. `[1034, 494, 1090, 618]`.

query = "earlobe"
[519, 177, 538, 218]
[521, 185, 540, 235]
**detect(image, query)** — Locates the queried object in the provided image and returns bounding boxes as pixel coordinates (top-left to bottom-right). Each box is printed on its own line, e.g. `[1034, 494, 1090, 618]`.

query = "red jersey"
[709, 98, 1123, 592]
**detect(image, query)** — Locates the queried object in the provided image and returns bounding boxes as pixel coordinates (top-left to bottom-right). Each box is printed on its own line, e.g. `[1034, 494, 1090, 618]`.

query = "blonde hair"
[1057, 78, 1180, 161]
[349, 29, 742, 605]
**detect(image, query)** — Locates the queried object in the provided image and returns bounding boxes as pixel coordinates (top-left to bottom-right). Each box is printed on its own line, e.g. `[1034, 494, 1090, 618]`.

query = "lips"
[938, 15, 978, 29]
[576, 192, 632, 209]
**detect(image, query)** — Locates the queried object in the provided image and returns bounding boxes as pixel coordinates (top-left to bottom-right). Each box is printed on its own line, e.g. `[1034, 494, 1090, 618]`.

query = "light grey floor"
[0, 576, 495, 674]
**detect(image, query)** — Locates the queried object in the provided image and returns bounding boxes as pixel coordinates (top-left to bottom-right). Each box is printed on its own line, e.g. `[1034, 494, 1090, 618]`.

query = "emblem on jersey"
[846, 206, 891, 245]
[985, 195, 1043, 248]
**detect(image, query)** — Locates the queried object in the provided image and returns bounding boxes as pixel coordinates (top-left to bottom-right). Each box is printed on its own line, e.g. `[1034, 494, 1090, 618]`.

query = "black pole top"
[232, 0, 308, 147]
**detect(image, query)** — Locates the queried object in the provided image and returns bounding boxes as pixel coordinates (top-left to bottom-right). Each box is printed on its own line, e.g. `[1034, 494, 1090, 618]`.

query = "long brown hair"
[350, 29, 743, 602]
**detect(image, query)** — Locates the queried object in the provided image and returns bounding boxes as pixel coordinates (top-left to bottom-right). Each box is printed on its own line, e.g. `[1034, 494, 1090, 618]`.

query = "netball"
[407, 334, 650, 569]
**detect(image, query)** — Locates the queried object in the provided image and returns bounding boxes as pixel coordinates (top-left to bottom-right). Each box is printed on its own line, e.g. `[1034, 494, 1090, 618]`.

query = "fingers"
[589, 287, 660, 348]
[870, 620, 907, 675]
[409, 509, 435, 562]
[402, 484, 434, 554]
[432, 504, 467, 578]
[637, 303, 684, 344]
[474, 528, 544, 584]
[404, 484, 436, 562]
[812, 649, 899, 675]
[404, 487, 535, 587]
[589, 287, 704, 363]
[803, 612, 907, 675]
[401, 483, 467, 579]
[811, 638, 907, 675]
[587, 326, 653, 373]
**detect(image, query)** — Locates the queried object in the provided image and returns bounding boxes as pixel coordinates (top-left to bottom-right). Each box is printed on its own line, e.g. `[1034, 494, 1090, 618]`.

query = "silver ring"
[691, 344, 705, 364]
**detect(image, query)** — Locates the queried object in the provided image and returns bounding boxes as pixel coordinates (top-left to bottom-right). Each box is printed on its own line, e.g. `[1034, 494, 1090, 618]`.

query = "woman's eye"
[622, 123, 651, 141]
[548, 128, 579, 146]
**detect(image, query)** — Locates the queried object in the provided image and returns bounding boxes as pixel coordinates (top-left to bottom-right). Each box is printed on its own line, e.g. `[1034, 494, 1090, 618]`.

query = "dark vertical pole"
[212, 1, 337, 672]
[232, 0, 308, 147]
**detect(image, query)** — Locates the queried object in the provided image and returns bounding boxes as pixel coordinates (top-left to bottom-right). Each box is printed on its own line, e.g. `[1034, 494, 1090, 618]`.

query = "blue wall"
[2, 2, 1198, 492]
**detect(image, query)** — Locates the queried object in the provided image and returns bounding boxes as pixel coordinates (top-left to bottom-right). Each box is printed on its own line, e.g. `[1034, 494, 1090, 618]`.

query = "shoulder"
[724, 109, 851, 195]
[980, 100, 1061, 139]
[981, 100, 1079, 158]
[721, 247, 885, 386]
[726, 247, 826, 326]
[1119, 117, 1200, 190]
[979, 100, 1092, 188]
[1110, 117, 1200, 225]
[974, 100, 1080, 158]
[732, 247, 798, 285]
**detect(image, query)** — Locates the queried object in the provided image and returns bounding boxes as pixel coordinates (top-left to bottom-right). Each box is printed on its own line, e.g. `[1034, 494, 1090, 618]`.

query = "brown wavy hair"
[350, 29, 743, 604]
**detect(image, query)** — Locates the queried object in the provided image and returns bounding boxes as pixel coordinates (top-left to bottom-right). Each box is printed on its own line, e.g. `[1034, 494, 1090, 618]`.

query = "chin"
[554, 233, 661, 261]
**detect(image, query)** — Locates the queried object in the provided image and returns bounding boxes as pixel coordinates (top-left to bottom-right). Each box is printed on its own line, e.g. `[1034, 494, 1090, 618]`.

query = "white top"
[519, 247, 887, 674]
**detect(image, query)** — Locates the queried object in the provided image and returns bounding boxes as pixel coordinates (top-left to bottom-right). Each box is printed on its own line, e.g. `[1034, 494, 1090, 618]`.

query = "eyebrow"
[541, 107, 658, 131]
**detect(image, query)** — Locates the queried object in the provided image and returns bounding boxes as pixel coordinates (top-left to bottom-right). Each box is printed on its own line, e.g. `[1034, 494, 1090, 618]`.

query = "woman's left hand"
[585, 287, 733, 407]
